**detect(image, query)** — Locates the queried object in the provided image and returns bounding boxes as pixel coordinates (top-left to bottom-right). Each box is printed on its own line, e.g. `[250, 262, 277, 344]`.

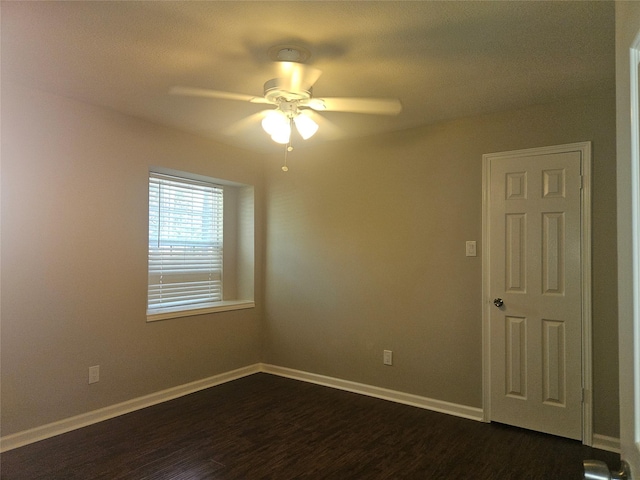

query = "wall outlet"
[88, 365, 100, 384]
[466, 241, 477, 257]
[383, 350, 393, 366]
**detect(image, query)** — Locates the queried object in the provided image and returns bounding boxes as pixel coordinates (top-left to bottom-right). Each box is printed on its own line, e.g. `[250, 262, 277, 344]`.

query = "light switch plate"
[383, 350, 393, 366]
[89, 365, 100, 384]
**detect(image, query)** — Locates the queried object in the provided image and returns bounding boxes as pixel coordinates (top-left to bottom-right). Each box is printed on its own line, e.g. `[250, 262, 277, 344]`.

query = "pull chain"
[282, 143, 289, 172]
[282, 133, 293, 172]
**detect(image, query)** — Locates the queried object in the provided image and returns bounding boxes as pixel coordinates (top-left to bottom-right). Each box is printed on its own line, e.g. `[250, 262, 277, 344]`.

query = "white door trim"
[481, 142, 592, 445]
[618, 28, 640, 475]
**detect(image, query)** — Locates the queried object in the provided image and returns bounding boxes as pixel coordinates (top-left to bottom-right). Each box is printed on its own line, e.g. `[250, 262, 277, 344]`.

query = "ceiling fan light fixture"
[293, 112, 319, 139]
[172, 44, 402, 155]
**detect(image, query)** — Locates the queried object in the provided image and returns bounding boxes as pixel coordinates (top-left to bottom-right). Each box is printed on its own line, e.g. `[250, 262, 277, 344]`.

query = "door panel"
[506, 316, 527, 398]
[542, 212, 565, 294]
[506, 214, 526, 292]
[487, 149, 583, 440]
[542, 319, 566, 406]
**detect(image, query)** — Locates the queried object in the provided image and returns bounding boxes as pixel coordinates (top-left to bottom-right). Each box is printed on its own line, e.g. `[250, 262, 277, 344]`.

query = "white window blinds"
[148, 173, 223, 312]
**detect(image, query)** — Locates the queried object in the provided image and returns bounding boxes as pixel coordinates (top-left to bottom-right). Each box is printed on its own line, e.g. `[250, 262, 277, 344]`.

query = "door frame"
[617, 26, 640, 475]
[481, 142, 592, 445]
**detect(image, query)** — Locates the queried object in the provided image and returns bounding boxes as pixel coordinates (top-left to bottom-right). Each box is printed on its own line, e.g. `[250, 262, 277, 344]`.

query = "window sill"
[146, 300, 255, 322]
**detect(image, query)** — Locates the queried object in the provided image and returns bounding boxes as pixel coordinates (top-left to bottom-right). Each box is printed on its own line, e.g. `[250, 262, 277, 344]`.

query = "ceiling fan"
[169, 46, 402, 147]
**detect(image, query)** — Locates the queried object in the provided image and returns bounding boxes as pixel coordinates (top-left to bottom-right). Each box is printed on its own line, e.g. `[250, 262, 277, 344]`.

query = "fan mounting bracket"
[267, 45, 311, 63]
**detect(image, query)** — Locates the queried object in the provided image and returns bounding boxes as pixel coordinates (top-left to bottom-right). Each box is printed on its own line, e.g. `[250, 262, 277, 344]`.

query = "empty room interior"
[2, 1, 638, 478]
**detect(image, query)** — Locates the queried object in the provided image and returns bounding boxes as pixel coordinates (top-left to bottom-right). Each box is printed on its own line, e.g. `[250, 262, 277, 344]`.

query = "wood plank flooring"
[1, 373, 620, 479]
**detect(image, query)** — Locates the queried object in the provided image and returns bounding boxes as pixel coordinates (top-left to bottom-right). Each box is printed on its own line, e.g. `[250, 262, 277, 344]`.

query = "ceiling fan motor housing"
[264, 78, 312, 103]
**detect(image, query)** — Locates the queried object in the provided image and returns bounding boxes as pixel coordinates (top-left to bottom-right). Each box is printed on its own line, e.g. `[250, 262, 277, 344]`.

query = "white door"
[483, 143, 590, 441]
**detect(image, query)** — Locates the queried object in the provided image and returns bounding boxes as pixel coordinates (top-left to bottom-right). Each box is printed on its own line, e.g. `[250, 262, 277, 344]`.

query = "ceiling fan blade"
[169, 86, 271, 104]
[276, 62, 322, 92]
[307, 97, 402, 115]
[222, 111, 269, 136]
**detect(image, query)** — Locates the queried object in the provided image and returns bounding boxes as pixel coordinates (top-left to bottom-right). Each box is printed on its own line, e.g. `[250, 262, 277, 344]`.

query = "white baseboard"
[260, 363, 485, 422]
[0, 364, 260, 453]
[0, 363, 484, 453]
[592, 434, 621, 453]
[2, 363, 620, 455]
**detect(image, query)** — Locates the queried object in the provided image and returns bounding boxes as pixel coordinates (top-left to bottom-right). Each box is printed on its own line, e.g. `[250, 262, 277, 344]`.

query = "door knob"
[493, 298, 504, 308]
[583, 459, 630, 480]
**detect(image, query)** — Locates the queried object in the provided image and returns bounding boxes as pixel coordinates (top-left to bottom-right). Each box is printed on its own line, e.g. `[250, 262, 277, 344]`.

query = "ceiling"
[1, 1, 615, 153]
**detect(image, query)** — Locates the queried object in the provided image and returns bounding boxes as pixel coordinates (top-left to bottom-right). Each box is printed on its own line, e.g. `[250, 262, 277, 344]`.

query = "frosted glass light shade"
[271, 127, 291, 144]
[262, 110, 288, 136]
[293, 113, 319, 140]
[262, 110, 291, 144]
[261, 109, 319, 144]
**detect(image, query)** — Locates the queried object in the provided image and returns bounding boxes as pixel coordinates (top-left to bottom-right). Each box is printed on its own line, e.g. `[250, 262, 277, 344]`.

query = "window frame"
[146, 169, 255, 322]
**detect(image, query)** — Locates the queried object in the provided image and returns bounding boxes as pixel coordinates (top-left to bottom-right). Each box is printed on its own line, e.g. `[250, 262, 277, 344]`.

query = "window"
[147, 170, 254, 321]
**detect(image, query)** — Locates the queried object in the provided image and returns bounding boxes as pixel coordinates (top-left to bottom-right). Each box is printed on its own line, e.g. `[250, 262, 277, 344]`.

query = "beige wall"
[0, 84, 265, 435]
[264, 91, 619, 438]
[1, 82, 619, 440]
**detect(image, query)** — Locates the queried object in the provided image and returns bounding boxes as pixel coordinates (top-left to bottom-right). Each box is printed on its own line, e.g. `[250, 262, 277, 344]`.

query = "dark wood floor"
[1, 373, 619, 479]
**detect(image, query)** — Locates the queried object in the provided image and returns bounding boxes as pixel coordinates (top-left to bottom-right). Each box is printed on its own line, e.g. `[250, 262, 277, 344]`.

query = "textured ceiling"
[1, 1, 615, 153]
